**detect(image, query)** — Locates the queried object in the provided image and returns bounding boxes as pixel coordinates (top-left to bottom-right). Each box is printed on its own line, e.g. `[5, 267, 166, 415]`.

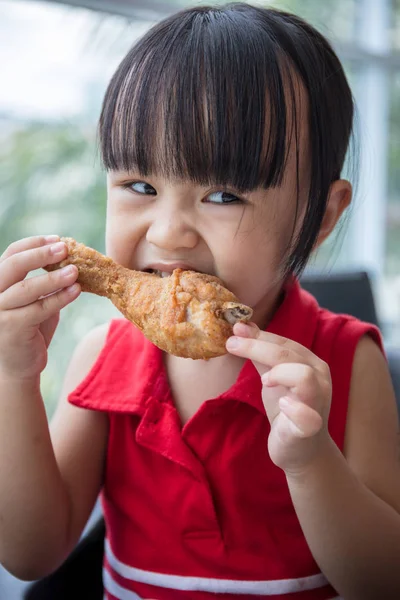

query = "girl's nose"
[146, 214, 199, 251]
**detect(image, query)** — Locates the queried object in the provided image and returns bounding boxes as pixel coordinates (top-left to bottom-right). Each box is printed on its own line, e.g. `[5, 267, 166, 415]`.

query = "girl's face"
[105, 159, 308, 327]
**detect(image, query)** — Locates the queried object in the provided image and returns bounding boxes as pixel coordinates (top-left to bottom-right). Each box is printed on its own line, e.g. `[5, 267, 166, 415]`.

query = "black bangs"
[98, 5, 298, 192]
[99, 3, 354, 276]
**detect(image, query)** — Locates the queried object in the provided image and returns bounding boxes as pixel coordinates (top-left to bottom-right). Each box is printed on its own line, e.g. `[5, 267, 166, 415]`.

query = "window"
[0, 0, 154, 414]
[1, 0, 399, 417]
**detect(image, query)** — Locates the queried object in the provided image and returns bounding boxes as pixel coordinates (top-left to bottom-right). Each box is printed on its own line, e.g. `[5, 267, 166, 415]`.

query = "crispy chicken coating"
[46, 238, 253, 359]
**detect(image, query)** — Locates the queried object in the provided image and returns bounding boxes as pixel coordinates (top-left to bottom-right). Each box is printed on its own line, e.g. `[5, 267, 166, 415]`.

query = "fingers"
[0, 239, 68, 293]
[262, 363, 331, 406]
[232, 322, 318, 363]
[227, 330, 308, 370]
[7, 284, 81, 328]
[0, 265, 78, 310]
[0, 235, 60, 263]
[278, 396, 323, 438]
[232, 321, 259, 337]
[229, 322, 326, 372]
[0, 236, 81, 333]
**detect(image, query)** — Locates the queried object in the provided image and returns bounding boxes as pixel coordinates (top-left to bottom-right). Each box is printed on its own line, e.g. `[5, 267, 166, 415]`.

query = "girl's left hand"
[226, 322, 333, 475]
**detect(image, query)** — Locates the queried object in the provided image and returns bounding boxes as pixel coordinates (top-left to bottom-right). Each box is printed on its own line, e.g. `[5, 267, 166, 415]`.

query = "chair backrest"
[24, 518, 105, 599]
[301, 269, 399, 415]
[386, 347, 400, 408]
[301, 270, 379, 326]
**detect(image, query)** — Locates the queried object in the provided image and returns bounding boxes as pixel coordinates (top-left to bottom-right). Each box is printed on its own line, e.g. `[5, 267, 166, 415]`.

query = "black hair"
[98, 2, 354, 276]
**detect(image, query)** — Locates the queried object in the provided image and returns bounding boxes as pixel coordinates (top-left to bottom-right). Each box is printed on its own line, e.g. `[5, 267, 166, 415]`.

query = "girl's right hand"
[0, 235, 81, 382]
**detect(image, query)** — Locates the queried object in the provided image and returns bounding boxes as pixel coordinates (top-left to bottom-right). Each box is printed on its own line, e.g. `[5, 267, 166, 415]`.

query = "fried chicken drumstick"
[45, 238, 253, 359]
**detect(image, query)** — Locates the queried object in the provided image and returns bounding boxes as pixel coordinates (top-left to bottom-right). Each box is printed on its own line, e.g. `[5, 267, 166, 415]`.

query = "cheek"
[105, 234, 124, 264]
[220, 206, 297, 300]
[236, 216, 288, 271]
[260, 197, 304, 266]
[105, 214, 138, 266]
[105, 209, 120, 255]
[217, 236, 283, 303]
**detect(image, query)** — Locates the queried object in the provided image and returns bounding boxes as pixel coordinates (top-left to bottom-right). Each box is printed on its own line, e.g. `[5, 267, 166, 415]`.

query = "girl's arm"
[0, 324, 109, 580]
[286, 336, 400, 600]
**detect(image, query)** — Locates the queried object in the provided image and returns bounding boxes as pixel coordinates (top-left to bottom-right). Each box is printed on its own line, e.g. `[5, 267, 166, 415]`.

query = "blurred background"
[1, 0, 400, 417]
[0, 0, 399, 597]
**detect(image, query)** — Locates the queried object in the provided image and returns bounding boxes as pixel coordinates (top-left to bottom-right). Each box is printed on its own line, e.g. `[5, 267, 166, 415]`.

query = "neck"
[251, 278, 288, 331]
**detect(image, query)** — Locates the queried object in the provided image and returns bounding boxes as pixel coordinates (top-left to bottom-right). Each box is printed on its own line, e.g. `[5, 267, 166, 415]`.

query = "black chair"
[301, 270, 379, 326]
[25, 269, 400, 599]
[301, 269, 400, 413]
[24, 518, 105, 600]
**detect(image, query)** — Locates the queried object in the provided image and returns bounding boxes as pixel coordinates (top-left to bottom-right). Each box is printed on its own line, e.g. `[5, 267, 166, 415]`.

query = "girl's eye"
[126, 181, 157, 195]
[205, 191, 242, 204]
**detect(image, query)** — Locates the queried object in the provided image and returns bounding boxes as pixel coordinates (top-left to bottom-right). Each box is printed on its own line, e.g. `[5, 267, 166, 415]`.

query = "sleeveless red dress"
[69, 278, 382, 600]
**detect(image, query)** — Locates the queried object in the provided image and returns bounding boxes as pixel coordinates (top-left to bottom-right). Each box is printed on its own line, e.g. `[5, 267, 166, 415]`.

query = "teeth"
[150, 269, 170, 278]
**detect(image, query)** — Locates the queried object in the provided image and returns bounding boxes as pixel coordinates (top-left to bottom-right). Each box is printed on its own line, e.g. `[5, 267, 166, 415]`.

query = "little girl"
[0, 3, 399, 600]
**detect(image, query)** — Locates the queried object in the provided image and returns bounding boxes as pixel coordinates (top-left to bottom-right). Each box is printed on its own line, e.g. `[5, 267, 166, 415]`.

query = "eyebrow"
[99, 34, 299, 195]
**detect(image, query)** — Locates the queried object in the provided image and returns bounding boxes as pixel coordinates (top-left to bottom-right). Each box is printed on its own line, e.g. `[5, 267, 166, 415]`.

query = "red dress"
[69, 278, 382, 600]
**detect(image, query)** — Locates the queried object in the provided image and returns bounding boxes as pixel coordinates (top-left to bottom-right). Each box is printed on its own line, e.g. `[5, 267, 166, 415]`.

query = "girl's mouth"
[144, 269, 172, 278]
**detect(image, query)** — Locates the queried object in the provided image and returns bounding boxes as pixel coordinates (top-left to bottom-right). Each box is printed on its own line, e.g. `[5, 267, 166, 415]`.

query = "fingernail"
[280, 408, 305, 436]
[66, 283, 80, 295]
[226, 336, 240, 350]
[50, 242, 65, 255]
[238, 321, 258, 331]
[261, 371, 270, 385]
[45, 235, 60, 243]
[279, 396, 293, 408]
[288, 419, 305, 436]
[61, 265, 75, 276]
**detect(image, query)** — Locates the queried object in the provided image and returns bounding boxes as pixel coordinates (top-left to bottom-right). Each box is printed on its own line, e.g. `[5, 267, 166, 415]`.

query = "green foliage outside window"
[1, 0, 400, 414]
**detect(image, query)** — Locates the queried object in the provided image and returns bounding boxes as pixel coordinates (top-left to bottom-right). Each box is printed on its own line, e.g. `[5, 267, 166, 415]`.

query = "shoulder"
[344, 335, 400, 512]
[64, 318, 150, 413]
[52, 320, 111, 423]
[63, 321, 111, 391]
[51, 321, 112, 433]
[63, 318, 138, 401]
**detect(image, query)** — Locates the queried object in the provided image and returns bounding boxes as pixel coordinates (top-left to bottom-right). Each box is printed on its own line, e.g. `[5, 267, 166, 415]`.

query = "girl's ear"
[314, 179, 352, 249]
